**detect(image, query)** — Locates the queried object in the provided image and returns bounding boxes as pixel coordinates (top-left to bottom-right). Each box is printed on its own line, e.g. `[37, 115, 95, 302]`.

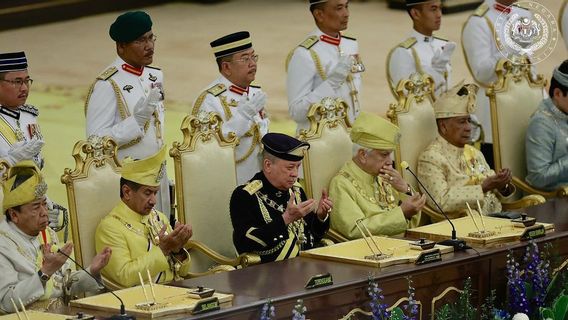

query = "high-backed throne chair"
[170, 111, 260, 276]
[487, 57, 567, 199]
[298, 97, 353, 242]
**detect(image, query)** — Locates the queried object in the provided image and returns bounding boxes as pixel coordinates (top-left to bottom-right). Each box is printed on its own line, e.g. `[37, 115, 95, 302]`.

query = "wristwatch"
[37, 270, 50, 283]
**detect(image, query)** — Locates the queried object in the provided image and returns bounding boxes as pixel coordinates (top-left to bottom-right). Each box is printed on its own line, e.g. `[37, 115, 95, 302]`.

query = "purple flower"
[368, 277, 390, 320]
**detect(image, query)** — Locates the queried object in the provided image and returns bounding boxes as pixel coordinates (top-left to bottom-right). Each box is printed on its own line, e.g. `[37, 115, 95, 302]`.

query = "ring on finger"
[389, 176, 393, 181]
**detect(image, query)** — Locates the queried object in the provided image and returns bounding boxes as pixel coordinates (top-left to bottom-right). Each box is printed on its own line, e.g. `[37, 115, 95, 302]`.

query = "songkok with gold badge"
[261, 133, 310, 162]
[109, 11, 153, 42]
[210, 31, 252, 58]
[3, 161, 47, 211]
[0, 51, 28, 72]
[351, 112, 401, 150]
[434, 82, 478, 119]
[121, 145, 166, 187]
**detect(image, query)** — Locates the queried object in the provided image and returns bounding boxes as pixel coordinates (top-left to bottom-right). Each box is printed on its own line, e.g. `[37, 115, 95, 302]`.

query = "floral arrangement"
[259, 299, 275, 320]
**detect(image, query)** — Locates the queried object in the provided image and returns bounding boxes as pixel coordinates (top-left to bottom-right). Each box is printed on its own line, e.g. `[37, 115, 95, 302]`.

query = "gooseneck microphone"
[57, 249, 136, 320]
[400, 161, 467, 251]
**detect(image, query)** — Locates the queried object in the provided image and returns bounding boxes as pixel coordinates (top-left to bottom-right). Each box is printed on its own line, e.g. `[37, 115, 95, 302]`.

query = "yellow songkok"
[351, 112, 401, 150]
[3, 161, 47, 211]
[434, 81, 478, 119]
[121, 146, 166, 187]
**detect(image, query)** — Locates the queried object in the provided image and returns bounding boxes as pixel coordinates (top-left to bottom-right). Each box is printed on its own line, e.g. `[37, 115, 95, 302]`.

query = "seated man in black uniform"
[230, 132, 332, 263]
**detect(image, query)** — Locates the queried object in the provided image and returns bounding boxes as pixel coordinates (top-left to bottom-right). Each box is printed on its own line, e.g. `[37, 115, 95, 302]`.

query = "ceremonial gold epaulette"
[473, 3, 489, 17]
[433, 35, 448, 42]
[207, 84, 226, 97]
[244, 180, 263, 195]
[341, 33, 357, 41]
[96, 66, 118, 81]
[146, 65, 161, 70]
[398, 37, 417, 49]
[512, 2, 530, 10]
[299, 35, 319, 49]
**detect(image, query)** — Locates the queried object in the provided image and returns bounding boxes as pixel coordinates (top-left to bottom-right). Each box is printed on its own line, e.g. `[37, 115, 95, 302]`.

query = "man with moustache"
[95, 147, 193, 288]
[230, 133, 332, 263]
[0, 161, 111, 313]
[85, 11, 171, 215]
[0, 52, 65, 230]
[192, 31, 269, 185]
[286, 0, 363, 133]
[387, 0, 455, 98]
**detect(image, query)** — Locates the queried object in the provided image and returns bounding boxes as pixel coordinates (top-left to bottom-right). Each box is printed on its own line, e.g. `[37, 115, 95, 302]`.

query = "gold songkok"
[121, 146, 166, 187]
[351, 112, 401, 150]
[434, 81, 478, 119]
[3, 161, 47, 211]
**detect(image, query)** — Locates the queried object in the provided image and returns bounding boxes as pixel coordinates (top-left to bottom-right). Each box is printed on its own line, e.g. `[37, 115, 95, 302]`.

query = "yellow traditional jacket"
[95, 201, 191, 288]
[417, 135, 513, 222]
[329, 160, 420, 240]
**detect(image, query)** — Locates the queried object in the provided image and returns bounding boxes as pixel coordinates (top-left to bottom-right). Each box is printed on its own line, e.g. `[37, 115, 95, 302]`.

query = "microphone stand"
[404, 167, 467, 251]
[57, 249, 136, 320]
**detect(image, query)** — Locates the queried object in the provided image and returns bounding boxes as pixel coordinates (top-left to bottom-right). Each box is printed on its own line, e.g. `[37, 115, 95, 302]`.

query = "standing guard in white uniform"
[387, 0, 455, 98]
[0, 51, 65, 230]
[192, 31, 269, 185]
[462, 0, 532, 167]
[85, 11, 171, 215]
[286, 0, 364, 133]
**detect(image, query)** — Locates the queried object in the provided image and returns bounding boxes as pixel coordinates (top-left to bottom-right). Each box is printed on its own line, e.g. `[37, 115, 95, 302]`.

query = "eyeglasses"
[231, 54, 259, 65]
[0, 78, 33, 89]
[133, 35, 157, 46]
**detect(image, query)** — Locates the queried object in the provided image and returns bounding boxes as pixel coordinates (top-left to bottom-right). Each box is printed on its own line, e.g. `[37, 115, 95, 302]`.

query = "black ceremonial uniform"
[230, 171, 329, 263]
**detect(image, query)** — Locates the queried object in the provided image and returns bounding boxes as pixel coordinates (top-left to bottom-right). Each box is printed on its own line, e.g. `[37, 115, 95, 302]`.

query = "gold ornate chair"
[387, 297, 423, 320]
[338, 298, 423, 320]
[488, 57, 566, 199]
[430, 286, 463, 320]
[298, 97, 353, 243]
[170, 111, 260, 277]
[61, 136, 122, 288]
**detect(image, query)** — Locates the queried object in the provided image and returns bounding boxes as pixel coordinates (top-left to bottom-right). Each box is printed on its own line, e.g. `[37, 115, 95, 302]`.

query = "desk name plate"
[520, 224, 546, 241]
[305, 273, 334, 289]
[415, 248, 442, 265]
[191, 297, 220, 315]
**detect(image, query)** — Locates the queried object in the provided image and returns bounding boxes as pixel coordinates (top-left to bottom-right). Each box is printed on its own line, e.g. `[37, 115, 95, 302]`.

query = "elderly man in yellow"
[417, 82, 514, 222]
[0, 161, 111, 313]
[329, 112, 426, 240]
[95, 146, 192, 288]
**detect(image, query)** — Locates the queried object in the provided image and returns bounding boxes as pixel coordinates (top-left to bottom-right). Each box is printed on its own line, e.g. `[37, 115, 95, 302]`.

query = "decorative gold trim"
[298, 97, 351, 199]
[184, 240, 260, 277]
[60, 136, 121, 267]
[310, 49, 327, 81]
[431, 286, 463, 320]
[338, 307, 372, 320]
[386, 297, 423, 319]
[461, 17, 493, 88]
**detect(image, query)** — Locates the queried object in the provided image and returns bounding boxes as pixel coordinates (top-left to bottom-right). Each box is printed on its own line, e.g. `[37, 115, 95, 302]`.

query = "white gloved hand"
[327, 55, 352, 89]
[238, 91, 267, 119]
[46, 197, 59, 228]
[6, 138, 44, 165]
[133, 87, 161, 127]
[256, 117, 270, 136]
[431, 42, 456, 74]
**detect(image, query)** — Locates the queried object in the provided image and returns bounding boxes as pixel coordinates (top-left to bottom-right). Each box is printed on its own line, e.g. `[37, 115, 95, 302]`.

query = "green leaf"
[540, 307, 554, 319]
[553, 295, 568, 320]
[389, 307, 404, 320]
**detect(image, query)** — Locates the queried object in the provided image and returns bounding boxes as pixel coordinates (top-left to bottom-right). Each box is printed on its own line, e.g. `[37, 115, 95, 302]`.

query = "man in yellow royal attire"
[0, 161, 111, 313]
[329, 112, 425, 240]
[95, 146, 192, 288]
[417, 82, 514, 221]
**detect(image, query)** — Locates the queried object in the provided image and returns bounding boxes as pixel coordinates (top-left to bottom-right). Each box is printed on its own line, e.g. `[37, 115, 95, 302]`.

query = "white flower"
[512, 313, 529, 320]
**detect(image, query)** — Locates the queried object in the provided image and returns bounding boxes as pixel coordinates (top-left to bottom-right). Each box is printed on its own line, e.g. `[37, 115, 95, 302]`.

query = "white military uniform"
[192, 76, 269, 185]
[387, 30, 451, 98]
[0, 105, 43, 168]
[0, 221, 100, 313]
[562, 0, 568, 50]
[286, 28, 362, 133]
[85, 57, 170, 214]
[462, 0, 532, 144]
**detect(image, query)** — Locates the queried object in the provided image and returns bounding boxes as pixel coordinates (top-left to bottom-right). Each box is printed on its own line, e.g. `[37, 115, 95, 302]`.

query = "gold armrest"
[512, 176, 568, 199]
[502, 194, 546, 211]
[325, 228, 349, 243]
[319, 238, 335, 246]
[102, 276, 125, 291]
[422, 204, 465, 223]
[184, 240, 260, 269]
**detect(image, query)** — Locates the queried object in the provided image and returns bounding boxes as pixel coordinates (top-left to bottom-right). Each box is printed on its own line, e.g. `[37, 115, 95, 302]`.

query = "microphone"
[400, 161, 467, 251]
[57, 249, 136, 320]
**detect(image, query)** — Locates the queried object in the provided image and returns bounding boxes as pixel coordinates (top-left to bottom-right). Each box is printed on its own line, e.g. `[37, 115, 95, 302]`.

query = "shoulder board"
[299, 36, 319, 50]
[19, 104, 39, 116]
[249, 82, 261, 89]
[433, 35, 448, 42]
[146, 65, 161, 70]
[398, 37, 417, 49]
[473, 3, 489, 17]
[512, 2, 530, 10]
[207, 84, 227, 97]
[243, 180, 263, 195]
[341, 33, 357, 41]
[96, 66, 118, 81]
